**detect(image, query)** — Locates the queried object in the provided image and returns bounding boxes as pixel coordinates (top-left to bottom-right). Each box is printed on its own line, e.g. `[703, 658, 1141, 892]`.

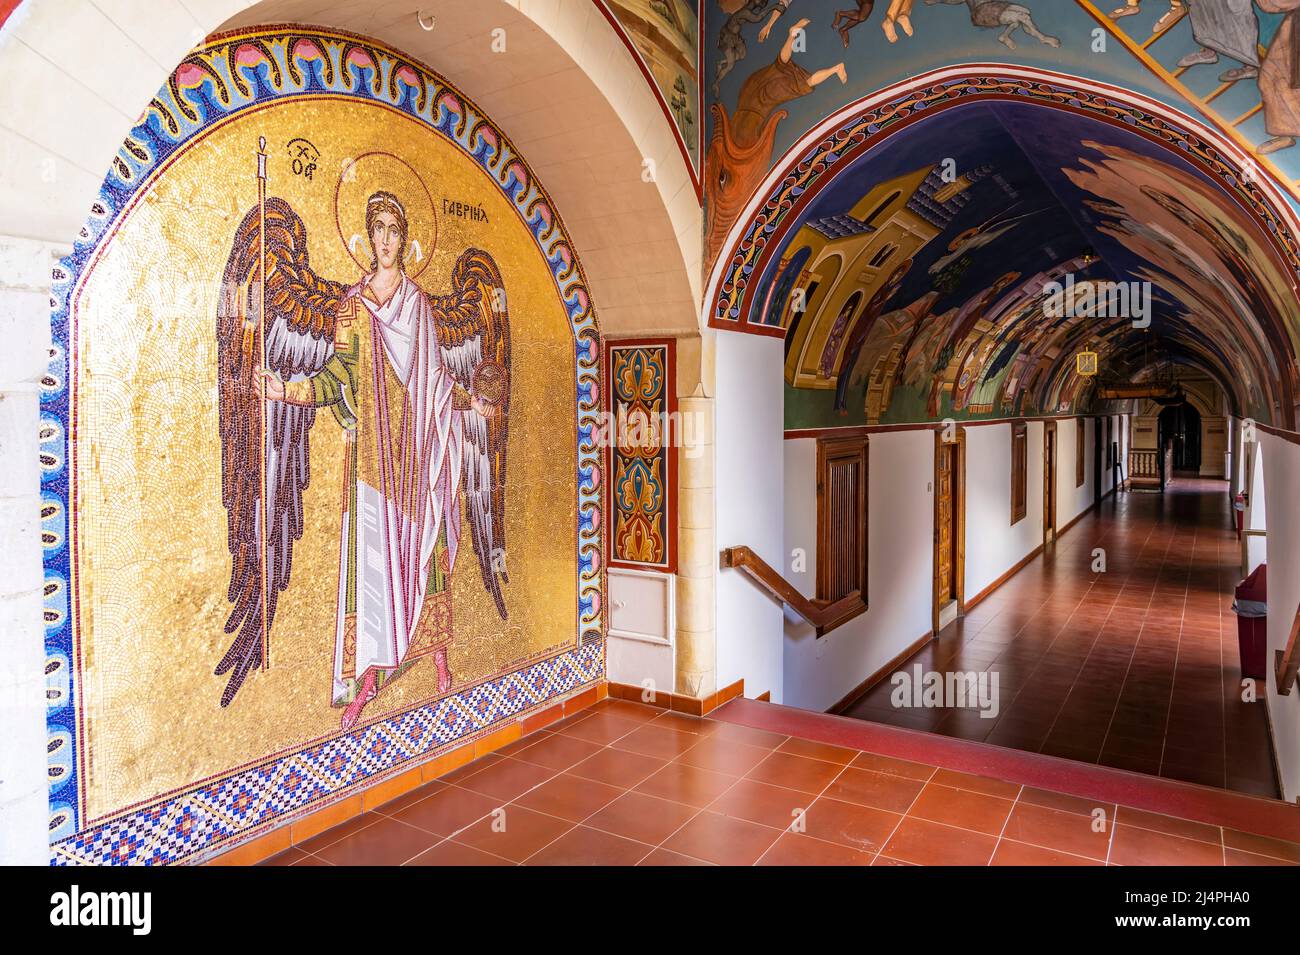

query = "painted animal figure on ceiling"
[832, 1, 876, 46]
[924, 0, 1061, 50]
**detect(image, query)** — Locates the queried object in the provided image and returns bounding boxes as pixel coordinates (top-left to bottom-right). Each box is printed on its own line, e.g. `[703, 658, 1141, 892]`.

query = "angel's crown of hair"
[367, 192, 406, 216]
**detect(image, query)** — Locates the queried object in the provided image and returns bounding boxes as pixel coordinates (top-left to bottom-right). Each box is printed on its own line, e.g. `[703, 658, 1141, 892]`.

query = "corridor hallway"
[249, 695, 1300, 867]
[841, 479, 1279, 798]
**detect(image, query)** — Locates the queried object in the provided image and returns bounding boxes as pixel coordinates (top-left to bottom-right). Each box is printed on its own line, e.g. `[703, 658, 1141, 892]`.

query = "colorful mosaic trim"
[711, 70, 1300, 328]
[43, 27, 604, 859]
[607, 342, 674, 571]
[49, 642, 604, 866]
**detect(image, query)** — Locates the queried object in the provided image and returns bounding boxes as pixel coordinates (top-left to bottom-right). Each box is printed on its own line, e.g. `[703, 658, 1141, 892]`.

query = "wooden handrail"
[1276, 609, 1300, 696]
[720, 545, 866, 635]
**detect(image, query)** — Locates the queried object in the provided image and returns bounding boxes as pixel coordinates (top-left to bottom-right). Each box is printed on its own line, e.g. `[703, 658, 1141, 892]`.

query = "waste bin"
[1232, 564, 1267, 680]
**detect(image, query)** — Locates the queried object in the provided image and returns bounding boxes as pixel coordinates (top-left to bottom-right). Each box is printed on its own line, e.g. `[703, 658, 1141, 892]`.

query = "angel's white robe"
[331, 273, 465, 703]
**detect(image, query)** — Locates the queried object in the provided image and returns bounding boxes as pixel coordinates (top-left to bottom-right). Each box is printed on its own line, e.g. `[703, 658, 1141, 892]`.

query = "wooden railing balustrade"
[719, 545, 866, 636]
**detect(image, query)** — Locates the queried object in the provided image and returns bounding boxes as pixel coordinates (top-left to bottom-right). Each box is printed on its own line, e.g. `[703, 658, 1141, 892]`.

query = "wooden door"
[933, 429, 964, 632]
[1092, 416, 1103, 506]
[817, 436, 869, 603]
[936, 442, 955, 600]
[1044, 422, 1057, 543]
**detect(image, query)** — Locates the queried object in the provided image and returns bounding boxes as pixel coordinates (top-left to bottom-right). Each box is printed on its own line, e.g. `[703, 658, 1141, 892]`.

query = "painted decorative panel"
[43, 27, 604, 865]
[605, 340, 676, 572]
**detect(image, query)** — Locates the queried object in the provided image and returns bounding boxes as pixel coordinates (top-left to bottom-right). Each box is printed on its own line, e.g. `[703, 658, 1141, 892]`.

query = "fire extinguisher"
[1234, 491, 1247, 537]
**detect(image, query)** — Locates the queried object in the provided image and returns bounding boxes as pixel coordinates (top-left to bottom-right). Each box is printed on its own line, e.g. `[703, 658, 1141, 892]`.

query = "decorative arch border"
[42, 26, 604, 865]
[705, 64, 1300, 341]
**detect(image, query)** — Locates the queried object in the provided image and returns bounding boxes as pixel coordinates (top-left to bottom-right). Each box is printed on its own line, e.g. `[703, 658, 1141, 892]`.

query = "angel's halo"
[334, 151, 437, 281]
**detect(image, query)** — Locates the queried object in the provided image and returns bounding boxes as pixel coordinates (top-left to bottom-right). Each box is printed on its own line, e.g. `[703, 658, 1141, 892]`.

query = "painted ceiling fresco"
[603, 0, 700, 172]
[703, 1, 1300, 265]
[761, 100, 1300, 429]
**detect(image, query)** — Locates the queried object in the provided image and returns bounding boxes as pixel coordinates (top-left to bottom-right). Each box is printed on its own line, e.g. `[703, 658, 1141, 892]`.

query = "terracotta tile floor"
[843, 478, 1279, 797]
[260, 696, 1300, 866]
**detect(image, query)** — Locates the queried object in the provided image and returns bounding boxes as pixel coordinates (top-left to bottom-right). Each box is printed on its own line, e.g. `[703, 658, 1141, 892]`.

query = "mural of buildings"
[726, 95, 1300, 431]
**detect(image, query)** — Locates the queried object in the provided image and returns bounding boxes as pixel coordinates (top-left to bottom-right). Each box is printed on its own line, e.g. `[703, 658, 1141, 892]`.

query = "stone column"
[0, 235, 58, 865]
[674, 333, 716, 699]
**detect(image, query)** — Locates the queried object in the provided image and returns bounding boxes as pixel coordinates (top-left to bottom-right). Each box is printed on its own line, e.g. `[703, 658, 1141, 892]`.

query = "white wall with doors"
[781, 429, 934, 712]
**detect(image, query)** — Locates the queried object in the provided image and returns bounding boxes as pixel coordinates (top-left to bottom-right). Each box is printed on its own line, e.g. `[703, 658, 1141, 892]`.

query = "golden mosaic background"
[72, 97, 578, 820]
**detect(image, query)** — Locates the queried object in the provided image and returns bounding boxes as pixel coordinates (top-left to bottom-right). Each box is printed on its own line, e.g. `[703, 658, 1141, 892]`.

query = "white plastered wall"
[0, 236, 56, 866]
[1260, 432, 1299, 801]
[965, 421, 1044, 600]
[714, 333, 784, 702]
[781, 430, 933, 713]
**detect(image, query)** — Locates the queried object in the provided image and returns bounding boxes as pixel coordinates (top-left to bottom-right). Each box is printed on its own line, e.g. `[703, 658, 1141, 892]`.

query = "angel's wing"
[430, 249, 511, 618]
[215, 196, 347, 706]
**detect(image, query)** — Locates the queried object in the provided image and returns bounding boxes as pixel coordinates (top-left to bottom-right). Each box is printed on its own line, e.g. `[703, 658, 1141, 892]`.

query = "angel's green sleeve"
[282, 320, 358, 430]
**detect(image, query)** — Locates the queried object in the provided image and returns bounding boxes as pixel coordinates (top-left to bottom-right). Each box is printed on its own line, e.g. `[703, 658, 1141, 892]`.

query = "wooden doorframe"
[1092, 415, 1103, 507]
[932, 427, 966, 635]
[1043, 421, 1058, 544]
[816, 435, 870, 605]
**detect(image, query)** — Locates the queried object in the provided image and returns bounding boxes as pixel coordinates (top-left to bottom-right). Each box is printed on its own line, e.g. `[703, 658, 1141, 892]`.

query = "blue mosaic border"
[50, 642, 603, 866]
[44, 27, 605, 862]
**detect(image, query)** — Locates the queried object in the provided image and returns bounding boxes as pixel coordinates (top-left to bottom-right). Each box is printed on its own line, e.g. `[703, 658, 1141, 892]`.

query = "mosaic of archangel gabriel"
[214, 147, 511, 730]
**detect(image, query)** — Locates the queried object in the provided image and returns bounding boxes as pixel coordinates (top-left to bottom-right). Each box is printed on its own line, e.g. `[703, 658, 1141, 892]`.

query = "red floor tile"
[1222, 828, 1300, 864]
[584, 791, 700, 845]
[611, 723, 701, 760]
[709, 778, 813, 830]
[838, 479, 1278, 800]
[510, 732, 605, 771]
[388, 784, 502, 836]
[745, 751, 845, 793]
[661, 811, 783, 866]
[850, 752, 936, 780]
[405, 839, 514, 866]
[759, 832, 876, 866]
[824, 767, 927, 814]
[677, 735, 773, 776]
[991, 840, 1101, 866]
[313, 816, 440, 866]
[452, 805, 574, 862]
[513, 773, 624, 823]
[882, 817, 999, 866]
[634, 762, 739, 808]
[776, 737, 859, 765]
[907, 784, 1016, 836]
[638, 848, 712, 866]
[1109, 824, 1225, 866]
[799, 797, 901, 854]
[525, 825, 651, 866]
[1001, 802, 1111, 861]
[567, 747, 667, 788]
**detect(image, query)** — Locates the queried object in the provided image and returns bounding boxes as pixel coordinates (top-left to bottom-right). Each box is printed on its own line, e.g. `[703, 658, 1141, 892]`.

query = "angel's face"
[370, 211, 404, 272]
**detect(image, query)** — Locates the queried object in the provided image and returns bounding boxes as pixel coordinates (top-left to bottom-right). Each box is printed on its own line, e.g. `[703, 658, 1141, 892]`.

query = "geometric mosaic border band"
[51, 642, 603, 866]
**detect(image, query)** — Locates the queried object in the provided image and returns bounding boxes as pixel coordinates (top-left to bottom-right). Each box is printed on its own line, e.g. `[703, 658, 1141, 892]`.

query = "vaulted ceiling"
[759, 101, 1300, 430]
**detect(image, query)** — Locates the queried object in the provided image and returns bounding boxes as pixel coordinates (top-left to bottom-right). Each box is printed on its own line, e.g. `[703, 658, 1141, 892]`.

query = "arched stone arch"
[705, 64, 1300, 429]
[0, 0, 701, 329]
